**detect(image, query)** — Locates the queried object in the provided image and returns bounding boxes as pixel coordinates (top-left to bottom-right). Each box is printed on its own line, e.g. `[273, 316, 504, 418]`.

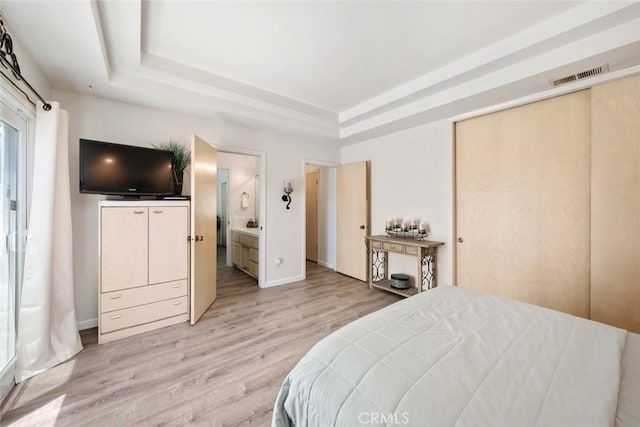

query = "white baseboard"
[77, 318, 98, 330]
[261, 274, 305, 288]
[317, 260, 335, 269]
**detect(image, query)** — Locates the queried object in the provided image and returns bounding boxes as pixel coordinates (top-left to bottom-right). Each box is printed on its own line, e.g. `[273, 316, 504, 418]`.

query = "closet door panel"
[591, 75, 640, 333]
[456, 90, 591, 317]
[149, 206, 189, 284]
[101, 207, 148, 292]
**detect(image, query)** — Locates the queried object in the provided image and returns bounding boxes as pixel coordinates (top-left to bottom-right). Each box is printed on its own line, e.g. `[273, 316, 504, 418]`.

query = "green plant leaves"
[152, 141, 191, 173]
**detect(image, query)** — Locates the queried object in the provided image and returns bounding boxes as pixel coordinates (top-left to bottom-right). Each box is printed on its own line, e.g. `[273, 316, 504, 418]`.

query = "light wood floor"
[1, 250, 399, 426]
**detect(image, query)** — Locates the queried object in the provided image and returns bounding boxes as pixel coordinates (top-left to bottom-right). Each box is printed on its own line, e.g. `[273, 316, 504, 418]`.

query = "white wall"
[54, 89, 340, 326]
[341, 119, 454, 287]
[2, 25, 52, 102]
[218, 152, 258, 220]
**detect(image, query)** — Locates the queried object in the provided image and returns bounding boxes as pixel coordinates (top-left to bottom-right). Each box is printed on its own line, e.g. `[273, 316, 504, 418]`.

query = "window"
[0, 96, 29, 403]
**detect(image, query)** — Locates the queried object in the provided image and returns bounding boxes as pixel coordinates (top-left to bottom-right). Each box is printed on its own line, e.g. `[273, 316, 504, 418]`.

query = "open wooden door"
[305, 171, 318, 262]
[190, 134, 217, 325]
[336, 161, 369, 281]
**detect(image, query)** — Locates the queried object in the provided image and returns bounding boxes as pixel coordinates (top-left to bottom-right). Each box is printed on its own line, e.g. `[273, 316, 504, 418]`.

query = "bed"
[273, 286, 640, 426]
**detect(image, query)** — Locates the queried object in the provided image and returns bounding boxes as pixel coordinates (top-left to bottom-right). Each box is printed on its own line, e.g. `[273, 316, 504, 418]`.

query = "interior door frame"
[216, 168, 231, 266]
[304, 170, 318, 263]
[216, 146, 267, 288]
[303, 158, 339, 278]
[0, 84, 34, 404]
[220, 180, 228, 248]
[452, 122, 458, 285]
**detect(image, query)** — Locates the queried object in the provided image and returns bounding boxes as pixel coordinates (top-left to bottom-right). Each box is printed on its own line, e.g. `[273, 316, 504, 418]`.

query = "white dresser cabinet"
[99, 200, 190, 343]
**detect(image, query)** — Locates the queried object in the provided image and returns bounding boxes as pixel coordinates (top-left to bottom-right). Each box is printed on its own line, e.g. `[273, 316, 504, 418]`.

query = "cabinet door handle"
[153, 210, 163, 214]
[133, 210, 145, 215]
[172, 301, 182, 305]
[172, 283, 182, 288]
[458, 237, 464, 243]
[109, 314, 122, 320]
[109, 294, 122, 300]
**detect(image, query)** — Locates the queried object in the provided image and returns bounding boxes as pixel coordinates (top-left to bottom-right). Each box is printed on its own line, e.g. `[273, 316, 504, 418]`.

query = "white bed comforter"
[273, 286, 627, 427]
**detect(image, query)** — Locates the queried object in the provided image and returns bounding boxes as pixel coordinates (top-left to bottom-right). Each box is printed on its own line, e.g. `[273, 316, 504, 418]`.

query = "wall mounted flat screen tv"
[79, 139, 174, 196]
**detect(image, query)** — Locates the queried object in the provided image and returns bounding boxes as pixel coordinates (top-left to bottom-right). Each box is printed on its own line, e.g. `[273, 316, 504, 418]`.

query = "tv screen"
[79, 139, 175, 196]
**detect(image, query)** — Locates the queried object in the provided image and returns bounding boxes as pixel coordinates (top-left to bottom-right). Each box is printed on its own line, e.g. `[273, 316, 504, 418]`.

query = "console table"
[365, 235, 444, 298]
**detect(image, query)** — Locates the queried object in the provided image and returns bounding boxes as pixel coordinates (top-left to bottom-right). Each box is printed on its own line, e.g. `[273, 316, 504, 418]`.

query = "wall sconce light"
[281, 180, 294, 210]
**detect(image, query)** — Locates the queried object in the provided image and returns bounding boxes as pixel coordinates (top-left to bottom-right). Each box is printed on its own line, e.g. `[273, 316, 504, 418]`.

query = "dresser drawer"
[239, 233, 258, 249]
[101, 279, 187, 313]
[404, 246, 419, 255]
[383, 242, 405, 253]
[101, 296, 188, 333]
[370, 240, 382, 249]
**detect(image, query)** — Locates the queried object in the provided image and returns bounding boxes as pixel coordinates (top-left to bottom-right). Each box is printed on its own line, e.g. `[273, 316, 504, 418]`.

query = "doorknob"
[359, 225, 365, 230]
[187, 235, 193, 242]
[458, 237, 464, 243]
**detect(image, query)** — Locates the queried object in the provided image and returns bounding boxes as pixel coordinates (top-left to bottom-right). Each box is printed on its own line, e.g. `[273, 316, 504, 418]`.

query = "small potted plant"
[152, 141, 190, 195]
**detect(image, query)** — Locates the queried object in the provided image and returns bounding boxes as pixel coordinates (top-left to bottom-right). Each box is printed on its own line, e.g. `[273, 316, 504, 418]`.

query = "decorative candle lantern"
[393, 217, 402, 229]
[419, 222, 430, 234]
[384, 217, 429, 239]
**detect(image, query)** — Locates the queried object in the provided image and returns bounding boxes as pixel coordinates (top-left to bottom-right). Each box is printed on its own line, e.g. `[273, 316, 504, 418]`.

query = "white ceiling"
[2, 1, 640, 143]
[143, 1, 581, 112]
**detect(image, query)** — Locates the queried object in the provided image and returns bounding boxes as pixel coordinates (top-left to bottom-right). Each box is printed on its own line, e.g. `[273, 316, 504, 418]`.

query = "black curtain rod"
[0, 68, 36, 108]
[0, 16, 51, 111]
[0, 55, 50, 111]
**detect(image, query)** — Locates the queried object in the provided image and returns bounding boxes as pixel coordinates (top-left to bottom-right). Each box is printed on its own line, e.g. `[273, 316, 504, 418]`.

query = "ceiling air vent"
[551, 64, 609, 87]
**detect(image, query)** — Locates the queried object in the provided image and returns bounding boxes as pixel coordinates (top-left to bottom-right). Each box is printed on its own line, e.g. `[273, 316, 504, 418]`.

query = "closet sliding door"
[591, 75, 640, 333]
[455, 91, 591, 317]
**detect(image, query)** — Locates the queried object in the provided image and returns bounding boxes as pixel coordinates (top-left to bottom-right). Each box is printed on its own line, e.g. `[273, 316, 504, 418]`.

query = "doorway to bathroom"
[217, 151, 263, 286]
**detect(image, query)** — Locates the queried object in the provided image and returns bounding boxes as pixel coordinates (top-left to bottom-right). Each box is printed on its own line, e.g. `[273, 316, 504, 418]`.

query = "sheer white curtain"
[15, 101, 82, 382]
